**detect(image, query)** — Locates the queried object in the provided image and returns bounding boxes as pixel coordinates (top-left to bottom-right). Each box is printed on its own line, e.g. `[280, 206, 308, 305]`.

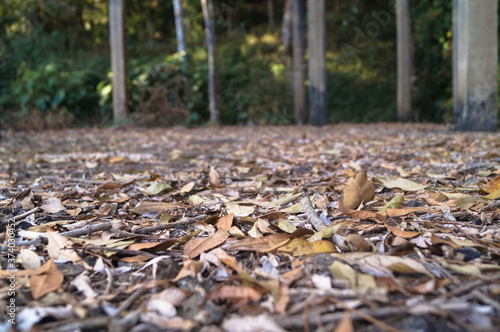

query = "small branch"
[275, 306, 406, 330]
[135, 217, 199, 234]
[1, 207, 39, 225]
[300, 196, 325, 231]
[479, 200, 500, 212]
[112, 287, 148, 318]
[60, 222, 112, 237]
[456, 163, 492, 175]
[80, 245, 158, 259]
[109, 228, 150, 238]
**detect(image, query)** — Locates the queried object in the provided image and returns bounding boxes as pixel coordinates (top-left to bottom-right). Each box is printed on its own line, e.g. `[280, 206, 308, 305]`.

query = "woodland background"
[0, 0, 476, 129]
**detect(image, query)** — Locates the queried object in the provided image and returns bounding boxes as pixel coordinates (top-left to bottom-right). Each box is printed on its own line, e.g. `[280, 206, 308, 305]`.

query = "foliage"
[0, 0, 486, 128]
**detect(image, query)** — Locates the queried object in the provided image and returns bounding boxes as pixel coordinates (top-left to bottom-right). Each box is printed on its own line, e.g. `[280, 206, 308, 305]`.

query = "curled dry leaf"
[341, 171, 375, 211]
[30, 258, 64, 300]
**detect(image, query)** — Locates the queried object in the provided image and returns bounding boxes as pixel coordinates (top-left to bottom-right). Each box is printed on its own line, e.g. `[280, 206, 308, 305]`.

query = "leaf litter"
[1, 124, 500, 331]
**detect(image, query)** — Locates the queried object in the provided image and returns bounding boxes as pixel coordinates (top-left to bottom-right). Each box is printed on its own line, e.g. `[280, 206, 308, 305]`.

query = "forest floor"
[1, 123, 500, 332]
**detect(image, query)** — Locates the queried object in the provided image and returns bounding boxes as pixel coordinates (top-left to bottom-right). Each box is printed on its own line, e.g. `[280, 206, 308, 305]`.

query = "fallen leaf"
[180, 181, 195, 193]
[30, 258, 64, 300]
[140, 181, 172, 195]
[479, 176, 500, 193]
[385, 223, 421, 239]
[209, 285, 262, 304]
[46, 228, 89, 268]
[17, 249, 41, 270]
[216, 213, 234, 231]
[226, 202, 254, 217]
[376, 177, 427, 191]
[130, 201, 178, 214]
[172, 260, 203, 282]
[279, 202, 303, 213]
[277, 238, 337, 256]
[209, 166, 221, 187]
[40, 198, 65, 214]
[341, 171, 375, 211]
[334, 313, 354, 332]
[378, 195, 404, 214]
[187, 229, 230, 258]
[277, 218, 297, 233]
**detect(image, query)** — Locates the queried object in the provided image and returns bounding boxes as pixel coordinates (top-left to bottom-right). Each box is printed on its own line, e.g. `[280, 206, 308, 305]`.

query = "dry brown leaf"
[46, 227, 90, 268]
[346, 234, 371, 252]
[30, 258, 64, 300]
[334, 312, 354, 332]
[188, 229, 229, 258]
[130, 201, 178, 215]
[277, 238, 337, 256]
[172, 260, 203, 282]
[384, 223, 421, 239]
[209, 166, 221, 187]
[40, 197, 65, 214]
[216, 213, 234, 231]
[479, 176, 500, 193]
[209, 285, 262, 304]
[341, 171, 375, 211]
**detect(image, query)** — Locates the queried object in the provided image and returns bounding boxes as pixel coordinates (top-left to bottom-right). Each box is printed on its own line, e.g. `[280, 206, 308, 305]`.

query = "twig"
[45, 317, 109, 332]
[60, 222, 112, 237]
[135, 217, 199, 234]
[329, 297, 403, 332]
[456, 163, 492, 175]
[112, 287, 148, 318]
[479, 200, 500, 212]
[78, 245, 158, 259]
[109, 228, 150, 238]
[275, 306, 406, 330]
[1, 207, 39, 225]
[300, 196, 326, 231]
[104, 266, 113, 295]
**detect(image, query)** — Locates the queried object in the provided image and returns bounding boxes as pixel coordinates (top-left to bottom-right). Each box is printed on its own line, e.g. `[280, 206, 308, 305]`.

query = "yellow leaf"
[226, 202, 254, 217]
[376, 177, 427, 191]
[378, 196, 404, 214]
[307, 223, 344, 242]
[278, 238, 337, 256]
[280, 203, 303, 213]
[479, 176, 500, 193]
[277, 218, 297, 233]
[485, 188, 500, 200]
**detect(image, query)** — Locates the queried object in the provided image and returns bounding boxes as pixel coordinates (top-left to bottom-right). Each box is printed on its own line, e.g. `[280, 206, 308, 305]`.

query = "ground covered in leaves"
[1, 124, 500, 332]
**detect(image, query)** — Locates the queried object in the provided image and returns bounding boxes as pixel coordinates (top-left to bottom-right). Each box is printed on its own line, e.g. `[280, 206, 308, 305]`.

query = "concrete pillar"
[454, 0, 498, 131]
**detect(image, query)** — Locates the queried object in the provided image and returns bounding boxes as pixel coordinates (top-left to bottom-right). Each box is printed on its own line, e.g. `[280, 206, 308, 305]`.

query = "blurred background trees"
[0, 0, 494, 129]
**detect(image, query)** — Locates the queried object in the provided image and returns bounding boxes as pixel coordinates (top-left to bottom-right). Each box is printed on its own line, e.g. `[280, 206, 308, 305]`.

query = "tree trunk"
[201, 0, 219, 124]
[308, 0, 326, 126]
[453, 0, 498, 131]
[267, 0, 274, 30]
[292, 0, 306, 125]
[282, 0, 292, 57]
[173, 0, 186, 61]
[396, 0, 411, 122]
[109, 0, 128, 124]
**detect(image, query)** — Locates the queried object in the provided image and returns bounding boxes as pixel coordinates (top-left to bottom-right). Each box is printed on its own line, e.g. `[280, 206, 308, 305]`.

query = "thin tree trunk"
[292, 0, 306, 125]
[201, 0, 219, 124]
[308, 0, 326, 126]
[282, 0, 292, 57]
[173, 0, 186, 61]
[396, 0, 412, 122]
[109, 0, 128, 124]
[267, 0, 274, 30]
